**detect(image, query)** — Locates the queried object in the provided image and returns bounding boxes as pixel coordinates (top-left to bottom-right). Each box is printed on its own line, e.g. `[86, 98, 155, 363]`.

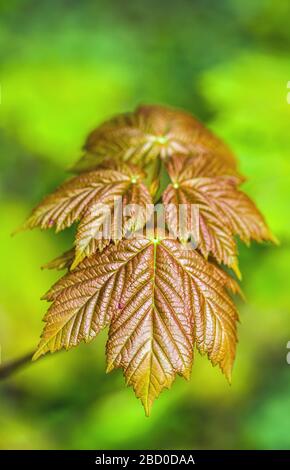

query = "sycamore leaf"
[72, 174, 152, 268]
[23, 165, 152, 268]
[202, 181, 277, 245]
[72, 104, 238, 172]
[163, 181, 239, 272]
[163, 179, 239, 273]
[34, 235, 239, 415]
[163, 155, 275, 273]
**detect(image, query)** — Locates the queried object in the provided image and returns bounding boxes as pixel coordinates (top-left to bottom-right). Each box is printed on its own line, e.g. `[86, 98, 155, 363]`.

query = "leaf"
[163, 155, 275, 274]
[72, 104, 238, 172]
[23, 165, 152, 267]
[163, 173, 239, 273]
[204, 182, 277, 245]
[34, 234, 239, 415]
[72, 176, 152, 268]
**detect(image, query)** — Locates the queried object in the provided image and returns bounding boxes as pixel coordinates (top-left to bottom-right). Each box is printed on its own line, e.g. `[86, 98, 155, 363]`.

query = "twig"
[0, 351, 35, 380]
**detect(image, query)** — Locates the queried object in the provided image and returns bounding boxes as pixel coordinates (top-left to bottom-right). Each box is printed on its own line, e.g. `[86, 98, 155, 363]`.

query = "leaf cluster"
[22, 105, 275, 414]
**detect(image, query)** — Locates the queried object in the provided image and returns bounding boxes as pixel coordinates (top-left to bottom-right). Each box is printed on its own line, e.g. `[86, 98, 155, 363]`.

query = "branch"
[0, 351, 35, 380]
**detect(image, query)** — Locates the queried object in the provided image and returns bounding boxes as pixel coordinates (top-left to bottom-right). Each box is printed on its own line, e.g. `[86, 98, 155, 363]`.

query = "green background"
[0, 0, 290, 449]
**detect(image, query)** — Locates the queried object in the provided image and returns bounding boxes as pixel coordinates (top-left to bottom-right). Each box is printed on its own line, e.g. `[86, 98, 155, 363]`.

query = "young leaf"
[72, 172, 152, 267]
[23, 165, 152, 267]
[163, 154, 275, 273]
[34, 235, 239, 415]
[72, 104, 238, 172]
[163, 178, 239, 272]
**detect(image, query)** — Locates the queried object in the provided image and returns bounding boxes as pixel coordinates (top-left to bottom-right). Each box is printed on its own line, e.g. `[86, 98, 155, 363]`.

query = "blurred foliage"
[0, 0, 289, 450]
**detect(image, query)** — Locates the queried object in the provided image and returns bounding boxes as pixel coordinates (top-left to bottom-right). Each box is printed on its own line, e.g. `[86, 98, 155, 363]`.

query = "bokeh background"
[0, 0, 290, 450]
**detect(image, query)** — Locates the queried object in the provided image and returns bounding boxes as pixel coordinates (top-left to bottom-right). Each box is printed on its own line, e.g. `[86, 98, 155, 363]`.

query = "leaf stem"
[0, 351, 35, 380]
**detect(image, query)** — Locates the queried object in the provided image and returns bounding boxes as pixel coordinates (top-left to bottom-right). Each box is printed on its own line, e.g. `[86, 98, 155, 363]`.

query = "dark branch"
[0, 351, 34, 380]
